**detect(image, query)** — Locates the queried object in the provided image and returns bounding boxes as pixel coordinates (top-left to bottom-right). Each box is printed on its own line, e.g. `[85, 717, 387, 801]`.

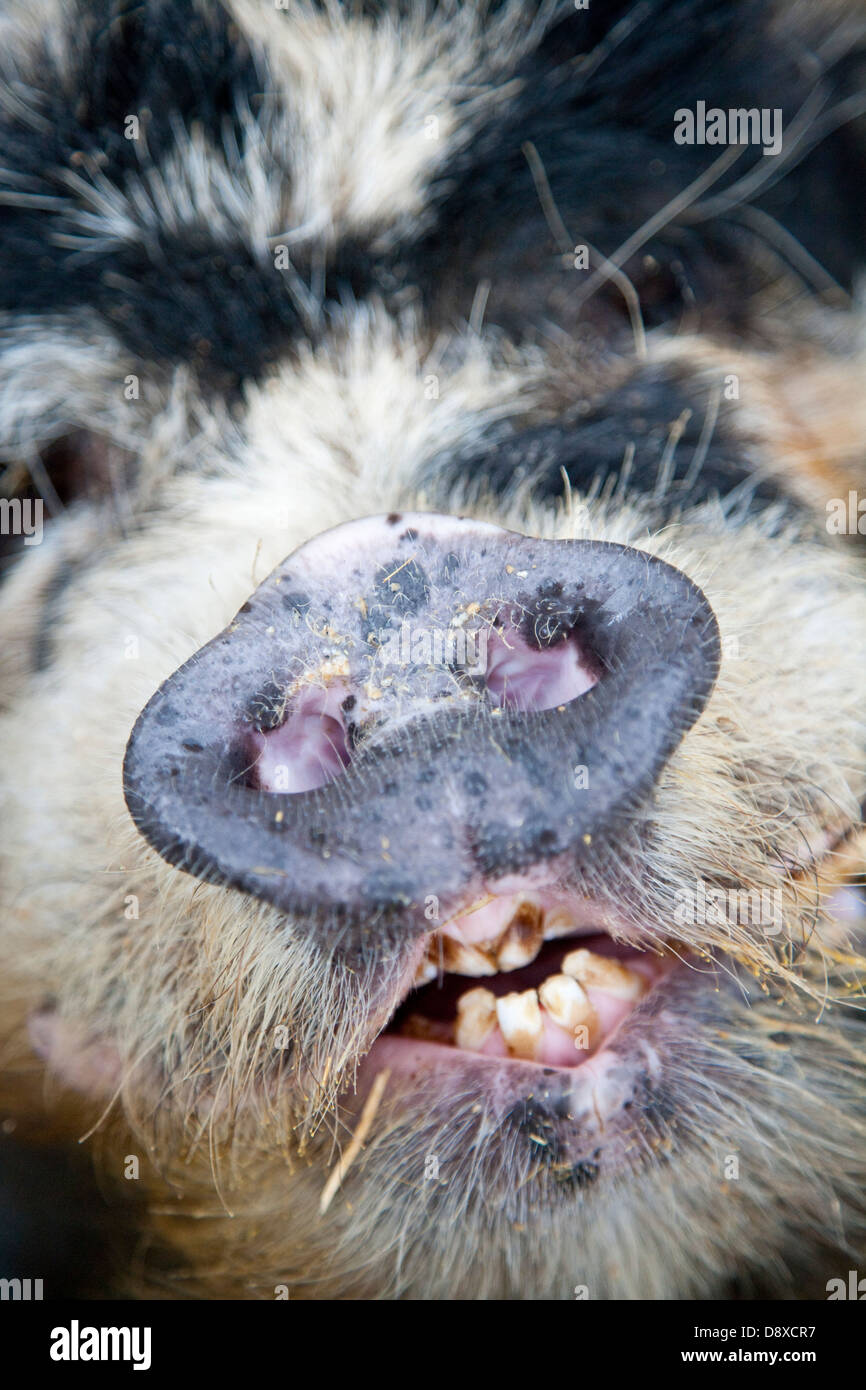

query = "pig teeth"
[538, 973, 599, 1050]
[496, 988, 543, 1060]
[414, 957, 439, 986]
[538, 973, 591, 1028]
[455, 988, 498, 1051]
[439, 936, 498, 977]
[542, 910, 578, 941]
[561, 948, 647, 1001]
[495, 902, 544, 971]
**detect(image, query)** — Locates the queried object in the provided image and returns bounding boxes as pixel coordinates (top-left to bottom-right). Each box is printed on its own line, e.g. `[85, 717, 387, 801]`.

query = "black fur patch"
[0, 0, 264, 258]
[0, 0, 380, 391]
[434, 368, 800, 518]
[407, 0, 866, 333]
[31, 555, 85, 673]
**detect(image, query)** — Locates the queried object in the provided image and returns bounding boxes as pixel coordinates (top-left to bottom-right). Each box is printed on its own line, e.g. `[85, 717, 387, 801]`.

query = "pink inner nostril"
[249, 620, 597, 793]
[250, 689, 350, 793]
[485, 627, 597, 712]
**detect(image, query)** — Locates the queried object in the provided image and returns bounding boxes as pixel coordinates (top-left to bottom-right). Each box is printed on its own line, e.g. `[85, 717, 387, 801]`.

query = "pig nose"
[124, 513, 720, 940]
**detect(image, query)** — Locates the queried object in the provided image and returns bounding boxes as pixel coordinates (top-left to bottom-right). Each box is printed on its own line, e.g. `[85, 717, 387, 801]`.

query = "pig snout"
[123, 513, 720, 940]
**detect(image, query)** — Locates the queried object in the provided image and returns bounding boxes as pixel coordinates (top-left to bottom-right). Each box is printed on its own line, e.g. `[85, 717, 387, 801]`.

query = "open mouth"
[380, 890, 675, 1072]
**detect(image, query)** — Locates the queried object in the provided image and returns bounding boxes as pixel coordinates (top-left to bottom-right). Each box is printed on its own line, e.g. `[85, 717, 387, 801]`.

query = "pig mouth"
[372, 887, 678, 1075]
[340, 885, 693, 1192]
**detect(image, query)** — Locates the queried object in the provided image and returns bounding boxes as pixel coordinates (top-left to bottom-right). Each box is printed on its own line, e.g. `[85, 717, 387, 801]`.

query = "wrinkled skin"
[0, 0, 865, 1299]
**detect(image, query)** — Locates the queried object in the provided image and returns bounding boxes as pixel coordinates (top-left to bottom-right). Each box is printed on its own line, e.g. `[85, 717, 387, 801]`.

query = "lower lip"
[350, 1021, 651, 1136]
[360, 1032, 616, 1083]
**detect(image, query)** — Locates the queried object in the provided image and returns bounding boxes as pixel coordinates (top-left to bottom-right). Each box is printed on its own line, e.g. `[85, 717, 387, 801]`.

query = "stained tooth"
[496, 902, 544, 971]
[539, 972, 590, 1026]
[538, 973, 599, 1051]
[561, 948, 647, 1001]
[496, 988, 543, 1060]
[455, 988, 498, 1051]
[414, 957, 439, 986]
[542, 910, 578, 941]
[440, 937, 498, 977]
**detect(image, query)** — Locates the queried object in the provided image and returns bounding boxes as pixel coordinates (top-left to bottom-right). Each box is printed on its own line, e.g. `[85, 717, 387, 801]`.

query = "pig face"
[0, 0, 865, 1298]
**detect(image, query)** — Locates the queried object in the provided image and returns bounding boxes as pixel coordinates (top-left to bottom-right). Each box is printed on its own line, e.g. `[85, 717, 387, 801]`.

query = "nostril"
[249, 688, 350, 793]
[247, 619, 598, 792]
[246, 620, 600, 792]
[484, 625, 598, 713]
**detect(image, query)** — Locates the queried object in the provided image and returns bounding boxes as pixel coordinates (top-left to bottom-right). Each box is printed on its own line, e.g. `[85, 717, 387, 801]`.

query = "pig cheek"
[28, 1008, 123, 1102]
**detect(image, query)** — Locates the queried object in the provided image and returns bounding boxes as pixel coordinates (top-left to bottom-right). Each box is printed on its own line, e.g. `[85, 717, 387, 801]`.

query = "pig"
[0, 0, 865, 1299]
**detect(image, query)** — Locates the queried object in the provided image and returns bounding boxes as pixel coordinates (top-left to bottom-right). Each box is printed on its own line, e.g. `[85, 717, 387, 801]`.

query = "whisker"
[569, 144, 744, 314]
[680, 387, 721, 495]
[728, 204, 850, 305]
[522, 140, 647, 359]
